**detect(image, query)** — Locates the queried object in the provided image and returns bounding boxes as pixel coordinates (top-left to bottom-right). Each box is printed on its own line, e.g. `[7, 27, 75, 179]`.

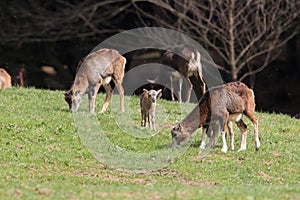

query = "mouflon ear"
[157, 89, 162, 98]
[178, 123, 181, 131]
[143, 88, 149, 94]
[64, 89, 73, 97]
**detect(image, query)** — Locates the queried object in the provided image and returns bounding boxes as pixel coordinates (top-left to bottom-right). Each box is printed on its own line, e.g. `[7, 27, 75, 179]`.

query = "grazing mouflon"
[65, 48, 126, 113]
[171, 82, 260, 153]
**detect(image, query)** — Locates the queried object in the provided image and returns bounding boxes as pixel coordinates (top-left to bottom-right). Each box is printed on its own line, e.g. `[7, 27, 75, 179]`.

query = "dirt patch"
[34, 187, 52, 195]
[61, 170, 155, 184]
[93, 191, 164, 200]
[258, 171, 272, 182]
[159, 168, 217, 186]
[70, 168, 216, 186]
[272, 152, 282, 157]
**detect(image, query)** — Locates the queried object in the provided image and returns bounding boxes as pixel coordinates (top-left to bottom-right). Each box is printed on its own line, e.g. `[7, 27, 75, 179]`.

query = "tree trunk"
[231, 69, 238, 81]
[229, 0, 237, 81]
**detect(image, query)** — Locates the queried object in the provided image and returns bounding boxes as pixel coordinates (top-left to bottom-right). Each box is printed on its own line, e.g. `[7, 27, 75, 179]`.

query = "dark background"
[0, 0, 299, 116]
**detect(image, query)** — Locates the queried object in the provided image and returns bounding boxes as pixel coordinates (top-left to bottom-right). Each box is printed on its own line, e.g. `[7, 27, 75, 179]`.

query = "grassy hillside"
[0, 88, 299, 199]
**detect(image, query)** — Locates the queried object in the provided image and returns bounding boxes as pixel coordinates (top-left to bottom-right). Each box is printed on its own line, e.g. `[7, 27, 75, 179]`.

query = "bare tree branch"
[0, 0, 132, 46]
[134, 0, 300, 82]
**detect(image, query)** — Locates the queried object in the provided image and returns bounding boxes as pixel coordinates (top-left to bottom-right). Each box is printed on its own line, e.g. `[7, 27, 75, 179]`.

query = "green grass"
[0, 87, 299, 199]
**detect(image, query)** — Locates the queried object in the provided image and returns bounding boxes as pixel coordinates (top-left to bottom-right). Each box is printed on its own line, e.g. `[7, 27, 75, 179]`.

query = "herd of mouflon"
[0, 46, 297, 153]
[63, 46, 259, 153]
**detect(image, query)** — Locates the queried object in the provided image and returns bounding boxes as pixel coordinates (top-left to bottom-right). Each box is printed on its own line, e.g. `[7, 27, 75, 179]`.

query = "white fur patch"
[229, 113, 243, 122]
[191, 52, 195, 60]
[188, 51, 201, 75]
[251, 89, 255, 98]
[103, 76, 112, 85]
[121, 57, 126, 70]
[171, 71, 181, 80]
